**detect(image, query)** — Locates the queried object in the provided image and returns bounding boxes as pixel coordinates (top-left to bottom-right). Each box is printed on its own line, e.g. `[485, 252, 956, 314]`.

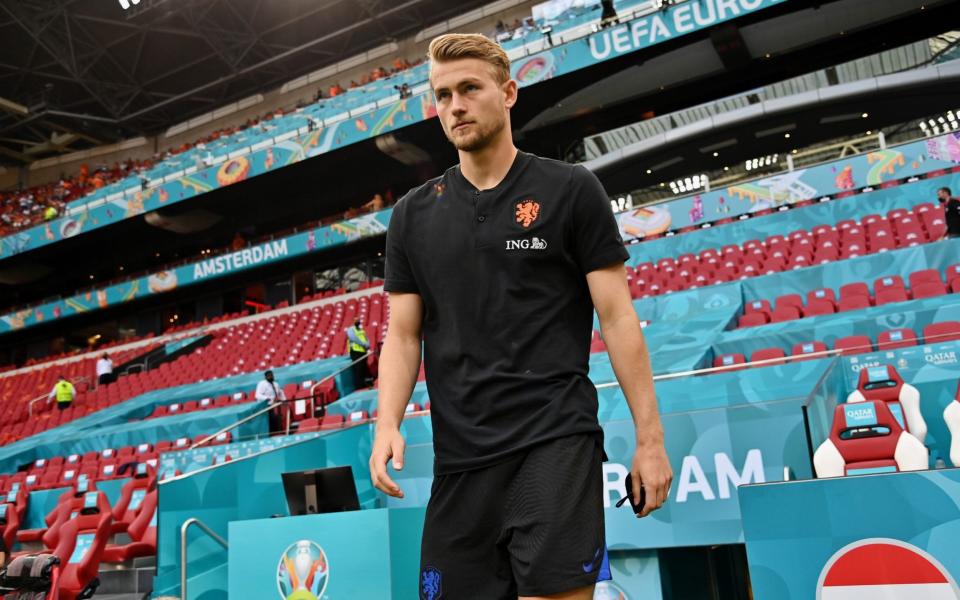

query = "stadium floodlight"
[745, 154, 779, 171]
[118, 0, 142, 9]
[669, 174, 708, 195]
[918, 110, 959, 137]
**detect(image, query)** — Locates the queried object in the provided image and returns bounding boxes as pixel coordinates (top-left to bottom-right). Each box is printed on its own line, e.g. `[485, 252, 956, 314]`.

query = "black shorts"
[419, 433, 609, 599]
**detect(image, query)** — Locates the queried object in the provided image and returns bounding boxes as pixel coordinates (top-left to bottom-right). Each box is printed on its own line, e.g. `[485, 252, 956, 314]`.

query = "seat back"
[847, 365, 926, 443]
[112, 464, 157, 524]
[813, 401, 927, 477]
[713, 353, 746, 369]
[877, 328, 917, 350]
[750, 348, 787, 365]
[834, 335, 873, 356]
[53, 492, 113, 598]
[923, 321, 960, 344]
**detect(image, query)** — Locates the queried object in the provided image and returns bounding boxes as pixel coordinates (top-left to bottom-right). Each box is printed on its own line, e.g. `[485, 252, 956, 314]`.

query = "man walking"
[255, 370, 285, 432]
[370, 34, 671, 599]
[49, 375, 76, 411]
[938, 186, 960, 238]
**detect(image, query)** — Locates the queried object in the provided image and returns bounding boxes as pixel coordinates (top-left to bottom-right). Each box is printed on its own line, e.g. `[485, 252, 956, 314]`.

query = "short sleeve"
[569, 166, 629, 274]
[383, 197, 420, 293]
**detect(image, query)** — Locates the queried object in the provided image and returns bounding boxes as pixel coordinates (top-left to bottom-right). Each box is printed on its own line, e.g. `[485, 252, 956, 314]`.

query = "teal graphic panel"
[618, 134, 960, 240]
[740, 470, 960, 599]
[0, 210, 390, 335]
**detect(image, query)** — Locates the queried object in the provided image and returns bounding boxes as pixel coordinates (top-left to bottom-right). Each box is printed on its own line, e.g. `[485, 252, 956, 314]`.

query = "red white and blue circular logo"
[594, 580, 630, 600]
[817, 538, 960, 599]
[277, 540, 329, 600]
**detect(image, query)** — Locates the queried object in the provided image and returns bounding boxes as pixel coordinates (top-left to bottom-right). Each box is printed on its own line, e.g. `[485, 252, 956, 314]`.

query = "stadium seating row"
[815, 367, 960, 477]
[1, 465, 161, 599]
[0, 433, 229, 494]
[714, 321, 960, 370]
[628, 203, 949, 299]
[0, 290, 384, 445]
[739, 266, 960, 327]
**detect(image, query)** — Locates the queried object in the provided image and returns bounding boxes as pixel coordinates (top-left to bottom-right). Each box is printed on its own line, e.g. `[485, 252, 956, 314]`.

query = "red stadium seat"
[52, 491, 114, 600]
[774, 294, 804, 312]
[744, 299, 772, 315]
[839, 282, 871, 299]
[908, 269, 943, 289]
[834, 335, 874, 356]
[750, 348, 787, 365]
[805, 300, 835, 317]
[738, 313, 769, 328]
[791, 341, 829, 361]
[875, 288, 909, 306]
[805, 288, 836, 307]
[877, 328, 917, 350]
[813, 401, 927, 477]
[319, 414, 344, 430]
[947, 264, 960, 286]
[102, 489, 157, 563]
[912, 282, 947, 299]
[713, 354, 746, 370]
[873, 275, 906, 295]
[847, 365, 926, 443]
[110, 464, 156, 535]
[837, 295, 872, 312]
[770, 306, 802, 323]
[297, 418, 320, 433]
[923, 321, 960, 344]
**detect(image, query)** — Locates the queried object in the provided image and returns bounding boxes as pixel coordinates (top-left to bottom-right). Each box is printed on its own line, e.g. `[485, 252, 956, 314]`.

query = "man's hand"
[631, 439, 672, 518]
[369, 426, 406, 498]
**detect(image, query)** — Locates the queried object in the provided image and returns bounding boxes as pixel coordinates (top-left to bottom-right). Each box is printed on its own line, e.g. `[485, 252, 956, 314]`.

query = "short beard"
[447, 113, 505, 152]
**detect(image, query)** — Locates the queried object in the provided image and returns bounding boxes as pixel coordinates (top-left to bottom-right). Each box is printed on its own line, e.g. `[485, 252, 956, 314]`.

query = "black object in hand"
[615, 472, 646, 515]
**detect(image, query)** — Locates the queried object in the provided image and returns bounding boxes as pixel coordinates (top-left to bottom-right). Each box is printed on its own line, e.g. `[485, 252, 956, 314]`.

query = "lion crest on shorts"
[420, 566, 442, 600]
[515, 200, 540, 228]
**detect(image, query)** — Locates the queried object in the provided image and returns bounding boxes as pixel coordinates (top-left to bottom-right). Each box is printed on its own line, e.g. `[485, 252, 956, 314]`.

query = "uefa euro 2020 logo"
[277, 540, 329, 600]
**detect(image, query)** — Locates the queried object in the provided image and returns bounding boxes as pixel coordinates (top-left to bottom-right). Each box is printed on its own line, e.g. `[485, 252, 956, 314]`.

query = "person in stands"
[256, 370, 286, 432]
[48, 375, 76, 410]
[346, 319, 371, 388]
[938, 186, 960, 238]
[96, 353, 114, 386]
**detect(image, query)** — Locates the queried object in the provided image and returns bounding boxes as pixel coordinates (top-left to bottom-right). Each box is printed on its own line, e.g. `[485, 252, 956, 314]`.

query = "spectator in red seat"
[939, 187, 960, 239]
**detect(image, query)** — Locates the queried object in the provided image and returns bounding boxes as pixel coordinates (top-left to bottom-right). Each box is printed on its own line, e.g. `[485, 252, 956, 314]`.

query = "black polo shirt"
[384, 151, 629, 474]
[945, 197, 960, 236]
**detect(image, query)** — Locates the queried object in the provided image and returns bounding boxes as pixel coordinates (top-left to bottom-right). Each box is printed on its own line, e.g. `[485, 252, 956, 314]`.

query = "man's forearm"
[375, 333, 422, 431]
[600, 312, 664, 445]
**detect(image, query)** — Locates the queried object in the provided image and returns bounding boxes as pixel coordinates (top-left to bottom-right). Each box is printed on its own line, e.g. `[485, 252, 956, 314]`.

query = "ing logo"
[119, 0, 142, 9]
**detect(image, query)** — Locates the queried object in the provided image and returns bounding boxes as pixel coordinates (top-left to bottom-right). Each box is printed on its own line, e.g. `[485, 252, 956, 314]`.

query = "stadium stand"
[813, 400, 929, 477]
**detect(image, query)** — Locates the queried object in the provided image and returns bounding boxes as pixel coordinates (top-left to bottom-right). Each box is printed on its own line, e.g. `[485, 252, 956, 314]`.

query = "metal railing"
[189, 351, 371, 450]
[180, 517, 228, 600]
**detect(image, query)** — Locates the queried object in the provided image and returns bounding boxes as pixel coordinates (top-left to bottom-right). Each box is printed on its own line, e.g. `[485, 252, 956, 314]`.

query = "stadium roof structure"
[0, 0, 492, 165]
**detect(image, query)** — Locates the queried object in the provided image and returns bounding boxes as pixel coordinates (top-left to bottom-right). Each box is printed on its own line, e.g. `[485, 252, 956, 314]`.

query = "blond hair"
[428, 33, 511, 84]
